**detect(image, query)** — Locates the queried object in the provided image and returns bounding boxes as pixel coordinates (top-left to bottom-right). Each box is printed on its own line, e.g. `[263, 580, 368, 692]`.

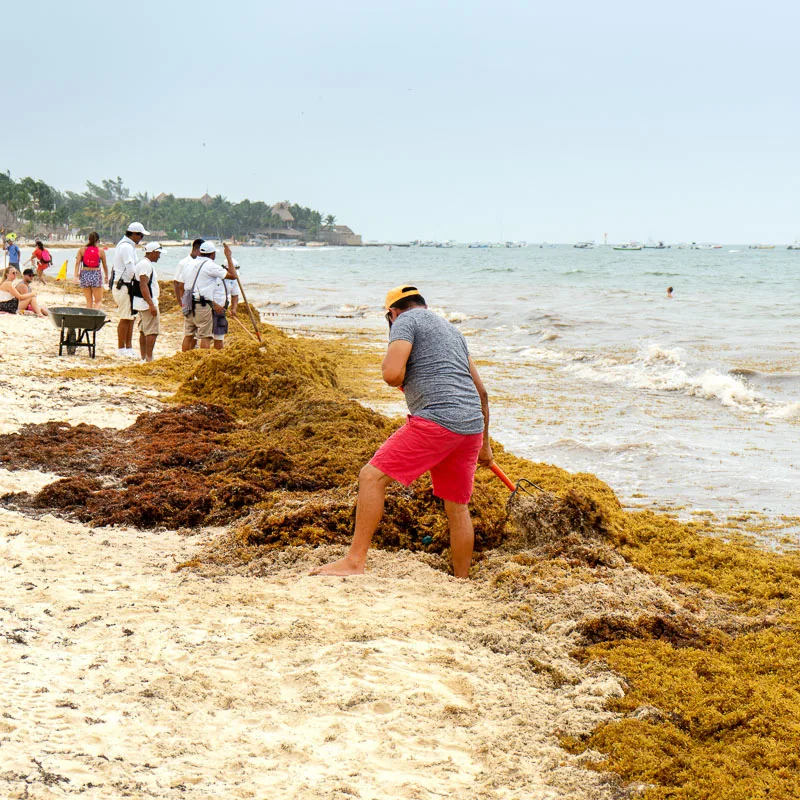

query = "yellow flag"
[56, 260, 67, 281]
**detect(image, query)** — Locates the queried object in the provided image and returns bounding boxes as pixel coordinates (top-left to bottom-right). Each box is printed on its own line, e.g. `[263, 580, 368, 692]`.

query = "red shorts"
[370, 416, 484, 504]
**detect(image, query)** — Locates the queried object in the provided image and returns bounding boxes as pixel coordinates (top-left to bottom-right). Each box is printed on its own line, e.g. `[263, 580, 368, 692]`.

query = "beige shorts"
[138, 308, 160, 336]
[112, 284, 135, 320]
[183, 302, 213, 339]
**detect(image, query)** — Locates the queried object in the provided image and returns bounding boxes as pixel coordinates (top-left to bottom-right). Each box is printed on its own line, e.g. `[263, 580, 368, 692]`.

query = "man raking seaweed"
[312, 285, 493, 579]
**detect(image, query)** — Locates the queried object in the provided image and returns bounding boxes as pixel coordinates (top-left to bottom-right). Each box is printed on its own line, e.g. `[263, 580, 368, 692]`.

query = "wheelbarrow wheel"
[65, 328, 77, 355]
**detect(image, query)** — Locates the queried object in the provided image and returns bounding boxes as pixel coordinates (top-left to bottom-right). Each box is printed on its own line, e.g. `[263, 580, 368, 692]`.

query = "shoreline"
[1, 297, 799, 798]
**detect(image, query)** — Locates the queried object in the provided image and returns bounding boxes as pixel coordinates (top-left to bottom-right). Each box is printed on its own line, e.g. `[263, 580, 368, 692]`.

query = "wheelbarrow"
[47, 306, 109, 358]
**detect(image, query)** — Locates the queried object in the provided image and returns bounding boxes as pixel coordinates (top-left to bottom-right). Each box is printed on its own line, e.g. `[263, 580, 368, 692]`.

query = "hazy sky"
[5, 0, 799, 242]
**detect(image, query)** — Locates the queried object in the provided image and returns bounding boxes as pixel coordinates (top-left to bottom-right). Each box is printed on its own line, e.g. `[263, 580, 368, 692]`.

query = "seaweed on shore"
[6, 321, 800, 798]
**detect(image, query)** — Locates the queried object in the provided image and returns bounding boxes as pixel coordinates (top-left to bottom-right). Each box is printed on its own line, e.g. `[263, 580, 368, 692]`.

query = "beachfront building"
[317, 225, 363, 246]
[270, 202, 295, 227]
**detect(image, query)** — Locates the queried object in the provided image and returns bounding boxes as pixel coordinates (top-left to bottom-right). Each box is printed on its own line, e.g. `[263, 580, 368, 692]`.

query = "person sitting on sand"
[312, 285, 493, 579]
[133, 242, 163, 362]
[181, 241, 237, 351]
[30, 240, 53, 284]
[0, 266, 45, 316]
[15, 269, 49, 316]
[75, 232, 108, 309]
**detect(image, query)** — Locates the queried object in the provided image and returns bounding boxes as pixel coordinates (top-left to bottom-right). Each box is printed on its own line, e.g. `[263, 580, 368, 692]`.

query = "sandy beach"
[2, 286, 799, 799]
[0, 296, 630, 798]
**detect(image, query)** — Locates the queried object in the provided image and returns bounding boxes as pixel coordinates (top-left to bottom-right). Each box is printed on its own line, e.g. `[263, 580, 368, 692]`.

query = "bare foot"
[309, 557, 365, 576]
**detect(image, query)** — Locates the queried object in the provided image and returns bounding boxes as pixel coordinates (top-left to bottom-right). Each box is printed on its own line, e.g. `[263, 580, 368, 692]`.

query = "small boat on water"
[468, 243, 489, 249]
[643, 241, 670, 249]
[612, 243, 643, 251]
[788, 241, 800, 250]
[690, 243, 723, 250]
[574, 241, 594, 249]
[749, 244, 775, 250]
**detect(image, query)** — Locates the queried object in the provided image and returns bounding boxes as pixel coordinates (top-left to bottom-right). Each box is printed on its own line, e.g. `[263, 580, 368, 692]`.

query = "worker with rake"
[312, 285, 492, 579]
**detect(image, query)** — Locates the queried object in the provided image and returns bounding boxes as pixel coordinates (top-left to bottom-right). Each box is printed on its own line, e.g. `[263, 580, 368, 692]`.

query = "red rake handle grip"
[490, 462, 516, 492]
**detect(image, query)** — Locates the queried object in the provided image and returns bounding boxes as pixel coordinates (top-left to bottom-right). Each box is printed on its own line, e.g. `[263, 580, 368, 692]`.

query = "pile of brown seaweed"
[0, 328, 519, 549]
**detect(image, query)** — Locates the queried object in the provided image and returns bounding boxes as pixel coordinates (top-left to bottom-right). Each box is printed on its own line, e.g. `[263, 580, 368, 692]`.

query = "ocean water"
[36, 244, 800, 526]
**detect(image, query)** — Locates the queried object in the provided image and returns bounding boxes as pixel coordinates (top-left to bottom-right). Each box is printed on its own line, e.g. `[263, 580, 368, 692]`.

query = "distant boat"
[612, 243, 643, 251]
[691, 243, 722, 250]
[468, 243, 489, 248]
[504, 241, 526, 248]
[574, 241, 594, 249]
[643, 241, 670, 249]
[436, 240, 456, 248]
[788, 241, 800, 250]
[749, 244, 775, 250]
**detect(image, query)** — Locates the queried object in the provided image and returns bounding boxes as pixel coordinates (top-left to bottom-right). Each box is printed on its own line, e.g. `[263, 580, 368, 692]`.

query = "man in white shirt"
[182, 241, 237, 351]
[134, 242, 162, 362]
[211, 258, 241, 350]
[173, 238, 204, 305]
[111, 221, 148, 357]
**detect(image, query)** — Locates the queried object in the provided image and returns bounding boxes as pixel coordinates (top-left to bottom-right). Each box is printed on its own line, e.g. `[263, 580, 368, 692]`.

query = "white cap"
[199, 241, 217, 254]
[128, 222, 150, 235]
[144, 242, 163, 254]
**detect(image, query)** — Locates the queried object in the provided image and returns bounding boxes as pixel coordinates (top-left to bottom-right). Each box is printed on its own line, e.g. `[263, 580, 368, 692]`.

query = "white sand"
[0, 301, 630, 799]
[0, 292, 177, 434]
[0, 511, 624, 799]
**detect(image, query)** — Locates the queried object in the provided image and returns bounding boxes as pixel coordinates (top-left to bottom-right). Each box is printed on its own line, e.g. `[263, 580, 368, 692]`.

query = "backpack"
[82, 246, 100, 268]
[131, 263, 154, 300]
[39, 248, 52, 264]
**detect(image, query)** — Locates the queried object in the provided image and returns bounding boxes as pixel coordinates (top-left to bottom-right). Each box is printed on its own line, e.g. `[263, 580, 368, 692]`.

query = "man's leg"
[139, 330, 146, 360]
[117, 319, 134, 349]
[181, 335, 197, 352]
[444, 500, 474, 579]
[145, 334, 157, 361]
[310, 465, 395, 576]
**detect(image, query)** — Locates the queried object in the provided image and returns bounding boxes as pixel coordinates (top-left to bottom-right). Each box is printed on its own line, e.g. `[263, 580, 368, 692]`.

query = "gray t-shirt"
[388, 308, 484, 435]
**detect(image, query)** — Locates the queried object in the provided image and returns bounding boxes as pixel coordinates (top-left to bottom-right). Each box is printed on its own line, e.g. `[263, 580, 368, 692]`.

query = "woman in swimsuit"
[0, 266, 46, 316]
[74, 231, 108, 309]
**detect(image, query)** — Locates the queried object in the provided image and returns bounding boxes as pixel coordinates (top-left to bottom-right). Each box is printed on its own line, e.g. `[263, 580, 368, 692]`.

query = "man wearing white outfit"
[211, 258, 241, 349]
[172, 238, 204, 305]
[133, 242, 163, 362]
[181, 241, 237, 351]
[111, 221, 148, 357]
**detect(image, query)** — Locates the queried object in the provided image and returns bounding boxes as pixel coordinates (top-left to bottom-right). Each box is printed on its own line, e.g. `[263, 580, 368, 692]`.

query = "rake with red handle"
[488, 461, 545, 499]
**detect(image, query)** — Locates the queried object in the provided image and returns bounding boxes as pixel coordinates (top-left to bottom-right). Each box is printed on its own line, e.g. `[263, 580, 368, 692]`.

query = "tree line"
[0, 172, 334, 241]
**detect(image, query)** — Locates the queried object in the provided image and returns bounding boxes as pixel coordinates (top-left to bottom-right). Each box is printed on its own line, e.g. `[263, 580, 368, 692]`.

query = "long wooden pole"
[223, 243, 262, 342]
[235, 274, 262, 343]
[230, 311, 260, 343]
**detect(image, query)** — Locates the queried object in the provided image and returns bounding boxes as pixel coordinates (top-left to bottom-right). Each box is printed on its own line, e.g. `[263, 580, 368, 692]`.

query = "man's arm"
[222, 243, 237, 279]
[382, 340, 412, 387]
[122, 243, 137, 280]
[139, 271, 156, 314]
[469, 357, 493, 466]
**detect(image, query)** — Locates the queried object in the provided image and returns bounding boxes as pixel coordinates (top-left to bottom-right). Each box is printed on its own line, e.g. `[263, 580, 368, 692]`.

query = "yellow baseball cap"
[384, 284, 421, 311]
